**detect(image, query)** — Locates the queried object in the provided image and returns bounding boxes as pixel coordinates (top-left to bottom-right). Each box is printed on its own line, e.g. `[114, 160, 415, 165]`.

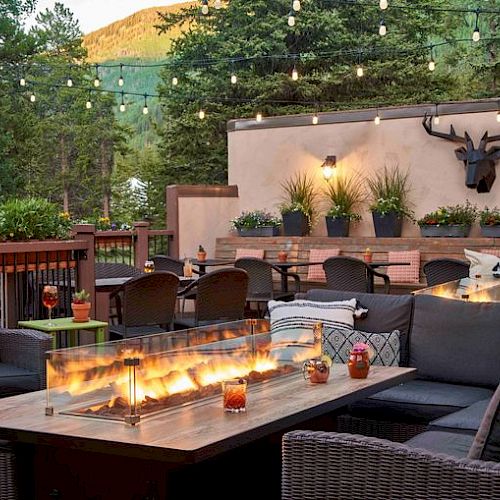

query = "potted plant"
[368, 166, 413, 237]
[71, 289, 91, 323]
[479, 207, 500, 237]
[418, 201, 477, 237]
[280, 173, 318, 236]
[230, 210, 281, 237]
[324, 174, 364, 237]
[197, 245, 207, 262]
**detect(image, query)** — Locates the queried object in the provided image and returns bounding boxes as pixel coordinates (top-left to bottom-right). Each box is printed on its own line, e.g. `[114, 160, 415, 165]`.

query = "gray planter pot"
[420, 225, 471, 238]
[480, 225, 500, 238]
[325, 216, 350, 237]
[372, 211, 402, 237]
[282, 211, 310, 236]
[236, 226, 281, 237]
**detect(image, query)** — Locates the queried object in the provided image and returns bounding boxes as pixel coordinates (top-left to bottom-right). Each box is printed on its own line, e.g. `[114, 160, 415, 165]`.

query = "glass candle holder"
[144, 260, 155, 273]
[222, 378, 247, 413]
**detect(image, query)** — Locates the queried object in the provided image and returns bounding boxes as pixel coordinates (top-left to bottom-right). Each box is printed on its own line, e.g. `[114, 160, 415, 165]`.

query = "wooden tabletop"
[0, 365, 415, 464]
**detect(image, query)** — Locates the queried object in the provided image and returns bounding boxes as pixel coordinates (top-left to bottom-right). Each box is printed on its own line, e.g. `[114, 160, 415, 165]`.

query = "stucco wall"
[228, 109, 500, 237]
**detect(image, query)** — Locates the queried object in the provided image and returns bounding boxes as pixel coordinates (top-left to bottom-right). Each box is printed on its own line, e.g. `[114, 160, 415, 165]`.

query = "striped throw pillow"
[268, 298, 358, 335]
[235, 248, 265, 259]
[307, 248, 340, 281]
[386, 250, 421, 284]
[480, 248, 500, 258]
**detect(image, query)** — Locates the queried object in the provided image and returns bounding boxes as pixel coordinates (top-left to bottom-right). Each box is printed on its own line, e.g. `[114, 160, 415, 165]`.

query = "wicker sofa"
[282, 290, 500, 498]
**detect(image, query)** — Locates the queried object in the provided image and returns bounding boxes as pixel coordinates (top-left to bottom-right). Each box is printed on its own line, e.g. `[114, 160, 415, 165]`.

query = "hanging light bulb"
[428, 59, 436, 72]
[256, 112, 263, 122]
[215, 0, 222, 9]
[120, 92, 126, 112]
[288, 11, 296, 27]
[67, 77, 73, 87]
[312, 114, 319, 125]
[172, 76, 179, 86]
[201, 0, 209, 15]
[30, 93, 36, 103]
[292, 0, 301, 12]
[142, 94, 149, 115]
[199, 109, 205, 120]
[472, 10, 481, 42]
[118, 76, 124, 86]
[434, 114, 440, 125]
[94, 65, 100, 87]
[86, 99, 92, 110]
[291, 65, 299, 81]
[496, 111, 500, 123]
[379, 19, 387, 36]
[231, 73, 237, 84]
[380, 0, 388, 10]
[356, 65, 364, 77]
[374, 111, 381, 125]
[19, 77, 26, 87]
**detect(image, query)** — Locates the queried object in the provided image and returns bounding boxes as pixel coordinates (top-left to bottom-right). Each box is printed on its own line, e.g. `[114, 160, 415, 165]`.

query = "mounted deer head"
[422, 114, 500, 193]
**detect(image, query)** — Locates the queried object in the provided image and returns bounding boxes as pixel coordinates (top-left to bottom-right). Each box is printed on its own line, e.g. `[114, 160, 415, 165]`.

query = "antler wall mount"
[422, 114, 500, 193]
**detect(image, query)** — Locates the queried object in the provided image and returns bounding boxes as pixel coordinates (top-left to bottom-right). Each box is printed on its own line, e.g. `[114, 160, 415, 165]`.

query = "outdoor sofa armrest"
[0, 329, 52, 389]
[282, 430, 500, 500]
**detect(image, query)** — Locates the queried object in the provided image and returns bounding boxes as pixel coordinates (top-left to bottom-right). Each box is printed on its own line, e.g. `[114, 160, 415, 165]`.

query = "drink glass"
[42, 285, 58, 327]
[222, 379, 247, 413]
[183, 258, 193, 278]
[144, 260, 155, 273]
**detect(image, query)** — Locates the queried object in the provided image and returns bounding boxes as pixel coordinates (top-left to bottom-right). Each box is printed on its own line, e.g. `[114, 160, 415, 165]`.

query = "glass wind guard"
[45, 320, 319, 424]
[414, 277, 500, 302]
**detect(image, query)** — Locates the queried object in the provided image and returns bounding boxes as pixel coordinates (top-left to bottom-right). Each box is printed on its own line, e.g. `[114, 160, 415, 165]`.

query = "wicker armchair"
[0, 328, 52, 396]
[95, 262, 142, 279]
[152, 255, 184, 276]
[176, 268, 248, 328]
[234, 258, 300, 316]
[423, 258, 470, 286]
[323, 256, 390, 294]
[282, 430, 500, 500]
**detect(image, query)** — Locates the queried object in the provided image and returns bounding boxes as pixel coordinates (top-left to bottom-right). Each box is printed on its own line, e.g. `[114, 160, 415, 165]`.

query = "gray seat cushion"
[302, 290, 414, 365]
[429, 399, 490, 435]
[109, 324, 168, 339]
[405, 431, 474, 459]
[0, 362, 38, 396]
[350, 380, 494, 423]
[410, 295, 500, 388]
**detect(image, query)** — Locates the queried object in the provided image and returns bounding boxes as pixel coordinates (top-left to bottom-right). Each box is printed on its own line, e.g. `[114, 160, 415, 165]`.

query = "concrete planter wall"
[420, 225, 471, 238]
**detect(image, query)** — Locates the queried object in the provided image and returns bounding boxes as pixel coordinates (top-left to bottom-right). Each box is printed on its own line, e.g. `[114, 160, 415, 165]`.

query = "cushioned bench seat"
[429, 399, 491, 435]
[405, 431, 475, 459]
[350, 380, 494, 423]
[0, 363, 39, 396]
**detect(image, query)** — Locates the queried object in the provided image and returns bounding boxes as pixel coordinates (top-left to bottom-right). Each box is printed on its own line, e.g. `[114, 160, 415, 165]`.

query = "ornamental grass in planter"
[479, 207, 500, 237]
[231, 210, 281, 237]
[324, 174, 364, 237]
[280, 173, 318, 236]
[418, 201, 477, 238]
[368, 166, 413, 237]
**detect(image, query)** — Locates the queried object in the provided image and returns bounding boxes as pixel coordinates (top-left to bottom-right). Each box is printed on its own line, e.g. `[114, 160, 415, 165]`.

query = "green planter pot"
[236, 226, 281, 237]
[325, 216, 350, 237]
[480, 225, 500, 238]
[372, 211, 402, 238]
[420, 225, 471, 238]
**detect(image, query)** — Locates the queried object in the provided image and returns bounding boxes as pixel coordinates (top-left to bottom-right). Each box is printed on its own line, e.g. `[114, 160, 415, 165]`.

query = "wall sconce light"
[321, 155, 336, 181]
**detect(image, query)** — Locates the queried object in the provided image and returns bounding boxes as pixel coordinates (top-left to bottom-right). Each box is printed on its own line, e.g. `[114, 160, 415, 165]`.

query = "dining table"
[189, 258, 235, 275]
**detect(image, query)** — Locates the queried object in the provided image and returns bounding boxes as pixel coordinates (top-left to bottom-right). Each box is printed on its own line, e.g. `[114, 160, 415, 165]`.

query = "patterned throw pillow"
[307, 248, 340, 281]
[465, 248, 500, 277]
[386, 250, 421, 284]
[235, 248, 265, 259]
[268, 299, 359, 335]
[323, 328, 401, 366]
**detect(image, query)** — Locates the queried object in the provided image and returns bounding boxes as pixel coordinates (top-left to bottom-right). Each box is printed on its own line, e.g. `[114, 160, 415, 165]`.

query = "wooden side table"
[18, 318, 108, 350]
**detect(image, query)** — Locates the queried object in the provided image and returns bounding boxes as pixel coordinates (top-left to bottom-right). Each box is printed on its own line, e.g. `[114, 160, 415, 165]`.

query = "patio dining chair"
[108, 272, 180, 339]
[152, 255, 184, 276]
[234, 258, 300, 317]
[95, 262, 142, 279]
[175, 268, 248, 328]
[323, 256, 390, 294]
[423, 258, 470, 287]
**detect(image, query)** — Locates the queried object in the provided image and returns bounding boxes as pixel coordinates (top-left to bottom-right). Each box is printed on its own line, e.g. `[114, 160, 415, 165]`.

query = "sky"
[28, 0, 181, 34]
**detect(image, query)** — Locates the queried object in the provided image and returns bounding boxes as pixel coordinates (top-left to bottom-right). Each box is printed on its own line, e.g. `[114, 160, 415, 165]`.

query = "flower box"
[420, 225, 471, 238]
[237, 226, 280, 237]
[480, 225, 500, 238]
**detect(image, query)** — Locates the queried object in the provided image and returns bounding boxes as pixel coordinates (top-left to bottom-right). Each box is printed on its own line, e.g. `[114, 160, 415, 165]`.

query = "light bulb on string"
[312, 114, 319, 125]
[496, 111, 500, 123]
[201, 0, 209, 15]
[288, 11, 296, 27]
[19, 77, 26, 87]
[199, 109, 205, 120]
[291, 65, 299, 81]
[120, 92, 126, 113]
[67, 77, 73, 87]
[434, 115, 440, 125]
[172, 76, 179, 86]
[30, 92, 36, 103]
[374, 111, 381, 125]
[472, 10, 481, 42]
[118, 64, 124, 87]
[428, 59, 436, 71]
[94, 65, 100, 87]
[86, 91, 92, 109]
[256, 112, 263, 122]
[215, 0, 222, 9]
[380, 0, 388, 10]
[142, 94, 149, 115]
[231, 73, 237, 84]
[292, 0, 301, 12]
[379, 19, 387, 36]
[356, 65, 364, 78]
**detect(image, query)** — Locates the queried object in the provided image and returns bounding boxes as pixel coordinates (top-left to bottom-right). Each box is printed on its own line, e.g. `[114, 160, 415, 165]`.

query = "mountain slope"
[83, 2, 195, 62]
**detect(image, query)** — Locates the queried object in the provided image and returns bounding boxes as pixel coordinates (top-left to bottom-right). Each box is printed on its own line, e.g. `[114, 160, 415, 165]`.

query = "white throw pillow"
[268, 299, 359, 335]
[464, 248, 500, 277]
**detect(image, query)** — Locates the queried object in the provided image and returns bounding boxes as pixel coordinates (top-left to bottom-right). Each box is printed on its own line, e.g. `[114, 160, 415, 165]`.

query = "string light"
[118, 64, 124, 87]
[288, 10, 296, 27]
[497, 111, 500, 123]
[231, 73, 237, 84]
[374, 110, 381, 125]
[86, 90, 92, 109]
[356, 65, 364, 77]
[93, 65, 100, 87]
[291, 65, 299, 81]
[19, 77, 26, 87]
[120, 92, 126, 112]
[428, 47, 436, 71]
[172, 76, 178, 86]
[472, 9, 481, 42]
[201, 0, 209, 15]
[215, 0, 222, 9]
[142, 94, 149, 115]
[312, 114, 319, 125]
[256, 112, 263, 122]
[379, 19, 387, 36]
[198, 108, 205, 119]
[380, 0, 388, 10]
[30, 92, 36, 103]
[67, 77, 73, 87]
[292, 0, 301, 12]
[434, 104, 440, 125]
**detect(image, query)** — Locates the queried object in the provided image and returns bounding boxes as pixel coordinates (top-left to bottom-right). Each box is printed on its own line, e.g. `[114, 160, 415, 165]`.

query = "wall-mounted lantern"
[321, 155, 337, 181]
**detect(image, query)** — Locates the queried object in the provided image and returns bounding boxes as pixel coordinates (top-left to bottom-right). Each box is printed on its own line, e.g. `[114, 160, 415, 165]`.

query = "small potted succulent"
[197, 245, 207, 262]
[230, 210, 281, 237]
[71, 289, 91, 323]
[324, 174, 364, 237]
[479, 207, 500, 237]
[418, 201, 477, 238]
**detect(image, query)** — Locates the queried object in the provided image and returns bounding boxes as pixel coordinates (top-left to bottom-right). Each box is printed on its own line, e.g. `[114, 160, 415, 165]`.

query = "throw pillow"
[268, 299, 359, 335]
[323, 328, 401, 366]
[468, 383, 500, 462]
[464, 248, 500, 277]
[307, 248, 340, 282]
[386, 250, 421, 284]
[235, 248, 265, 259]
